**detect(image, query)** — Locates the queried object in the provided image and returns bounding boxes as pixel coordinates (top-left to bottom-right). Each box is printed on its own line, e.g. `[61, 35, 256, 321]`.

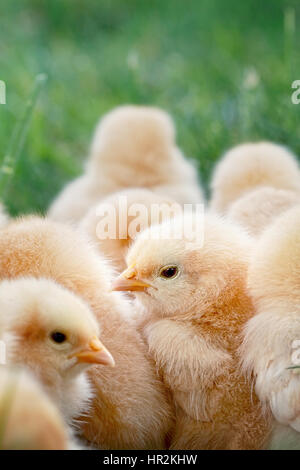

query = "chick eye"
[159, 265, 179, 280]
[50, 331, 67, 344]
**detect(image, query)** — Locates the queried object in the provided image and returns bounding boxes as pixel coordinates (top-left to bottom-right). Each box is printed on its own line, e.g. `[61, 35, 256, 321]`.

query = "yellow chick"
[0, 367, 69, 450]
[241, 206, 300, 434]
[0, 217, 174, 449]
[80, 188, 179, 272]
[48, 105, 203, 224]
[0, 277, 114, 425]
[112, 213, 272, 449]
[210, 142, 300, 213]
[227, 187, 300, 236]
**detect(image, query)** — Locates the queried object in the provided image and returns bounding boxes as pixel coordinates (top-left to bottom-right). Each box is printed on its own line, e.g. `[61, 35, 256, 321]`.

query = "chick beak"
[71, 337, 115, 367]
[112, 266, 151, 292]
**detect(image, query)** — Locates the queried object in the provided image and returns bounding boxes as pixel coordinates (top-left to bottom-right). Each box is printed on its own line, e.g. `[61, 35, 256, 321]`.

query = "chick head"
[0, 277, 115, 380]
[88, 105, 178, 187]
[112, 213, 253, 319]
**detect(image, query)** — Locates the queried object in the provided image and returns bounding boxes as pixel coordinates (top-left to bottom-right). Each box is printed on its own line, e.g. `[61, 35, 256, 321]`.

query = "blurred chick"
[112, 213, 271, 449]
[210, 142, 300, 213]
[48, 105, 203, 224]
[227, 187, 300, 236]
[241, 206, 300, 434]
[0, 367, 69, 450]
[0, 216, 174, 449]
[0, 277, 114, 426]
[80, 188, 179, 272]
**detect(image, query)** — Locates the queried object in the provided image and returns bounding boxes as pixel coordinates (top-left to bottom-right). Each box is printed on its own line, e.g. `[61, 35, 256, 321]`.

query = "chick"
[0, 216, 174, 449]
[112, 213, 271, 449]
[80, 188, 179, 272]
[0, 277, 114, 426]
[0, 367, 69, 450]
[227, 187, 300, 236]
[210, 142, 300, 213]
[48, 105, 203, 224]
[241, 206, 300, 434]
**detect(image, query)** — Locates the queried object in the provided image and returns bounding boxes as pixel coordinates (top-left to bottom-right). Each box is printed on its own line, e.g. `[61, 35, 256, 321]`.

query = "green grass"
[0, 0, 300, 215]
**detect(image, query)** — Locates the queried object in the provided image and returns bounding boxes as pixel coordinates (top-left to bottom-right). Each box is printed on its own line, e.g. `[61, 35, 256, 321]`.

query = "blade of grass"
[0, 73, 48, 204]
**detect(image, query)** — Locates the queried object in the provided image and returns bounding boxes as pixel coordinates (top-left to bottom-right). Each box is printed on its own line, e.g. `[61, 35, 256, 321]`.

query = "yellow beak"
[111, 266, 151, 292]
[70, 336, 115, 367]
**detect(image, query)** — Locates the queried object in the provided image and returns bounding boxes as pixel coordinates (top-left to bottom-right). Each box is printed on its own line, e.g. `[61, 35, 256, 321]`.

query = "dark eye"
[50, 332, 67, 344]
[159, 265, 179, 279]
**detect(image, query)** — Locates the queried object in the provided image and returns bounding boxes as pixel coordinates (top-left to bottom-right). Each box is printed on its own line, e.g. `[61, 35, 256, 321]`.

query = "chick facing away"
[210, 141, 300, 214]
[113, 213, 272, 449]
[48, 105, 203, 224]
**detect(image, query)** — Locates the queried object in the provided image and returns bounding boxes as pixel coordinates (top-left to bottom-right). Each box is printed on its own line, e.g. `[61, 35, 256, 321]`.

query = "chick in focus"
[0, 277, 114, 425]
[0, 217, 174, 449]
[210, 142, 300, 214]
[0, 367, 70, 450]
[113, 213, 272, 449]
[241, 206, 300, 436]
[227, 187, 299, 236]
[48, 105, 203, 224]
[80, 188, 179, 272]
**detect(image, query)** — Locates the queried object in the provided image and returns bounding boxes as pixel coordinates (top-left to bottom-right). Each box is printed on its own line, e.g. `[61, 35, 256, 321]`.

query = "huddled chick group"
[1, 105, 300, 450]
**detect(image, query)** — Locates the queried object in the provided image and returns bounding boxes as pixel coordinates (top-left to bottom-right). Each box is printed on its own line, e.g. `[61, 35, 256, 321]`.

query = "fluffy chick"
[241, 206, 300, 434]
[80, 188, 179, 272]
[113, 213, 271, 449]
[227, 186, 300, 236]
[48, 105, 203, 224]
[210, 142, 300, 213]
[0, 367, 69, 450]
[0, 277, 114, 426]
[0, 217, 173, 449]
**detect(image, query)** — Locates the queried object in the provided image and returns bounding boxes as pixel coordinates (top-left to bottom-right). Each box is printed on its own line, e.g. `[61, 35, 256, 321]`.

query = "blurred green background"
[0, 0, 299, 215]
